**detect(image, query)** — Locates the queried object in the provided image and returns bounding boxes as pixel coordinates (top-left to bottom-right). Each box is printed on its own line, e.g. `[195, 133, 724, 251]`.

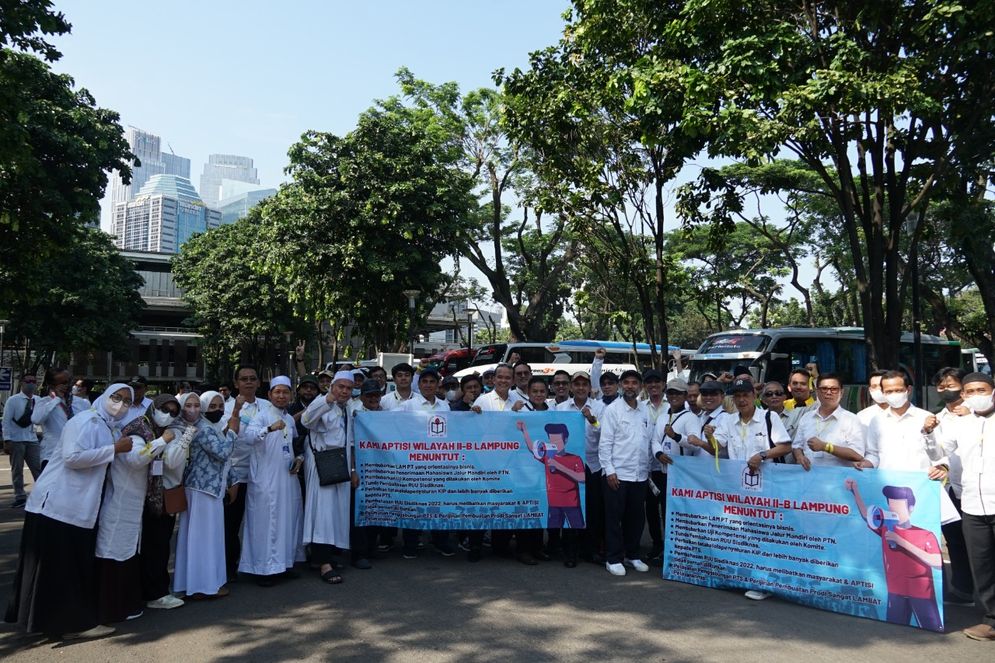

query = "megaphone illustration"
[867, 505, 900, 549]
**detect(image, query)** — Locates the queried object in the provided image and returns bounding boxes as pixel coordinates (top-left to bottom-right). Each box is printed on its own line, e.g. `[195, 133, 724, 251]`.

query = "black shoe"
[352, 558, 372, 570]
[10, 497, 26, 509]
[564, 559, 578, 568]
[256, 576, 276, 587]
[535, 550, 552, 562]
[436, 542, 457, 557]
[467, 548, 482, 563]
[281, 569, 301, 580]
[517, 553, 538, 566]
[402, 547, 418, 560]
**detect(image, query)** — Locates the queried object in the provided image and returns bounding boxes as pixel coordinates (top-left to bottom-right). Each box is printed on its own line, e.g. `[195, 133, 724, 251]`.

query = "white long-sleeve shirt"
[473, 390, 520, 412]
[929, 407, 969, 497]
[3, 392, 41, 442]
[224, 397, 270, 484]
[650, 408, 697, 472]
[792, 405, 866, 467]
[714, 408, 791, 460]
[31, 394, 89, 462]
[598, 397, 650, 482]
[556, 397, 604, 472]
[400, 393, 451, 412]
[937, 412, 995, 516]
[864, 405, 946, 470]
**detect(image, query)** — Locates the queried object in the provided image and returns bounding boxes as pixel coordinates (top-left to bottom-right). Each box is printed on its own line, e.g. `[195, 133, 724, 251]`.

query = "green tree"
[172, 214, 308, 381]
[612, 0, 995, 368]
[0, 1, 133, 312]
[5, 225, 143, 373]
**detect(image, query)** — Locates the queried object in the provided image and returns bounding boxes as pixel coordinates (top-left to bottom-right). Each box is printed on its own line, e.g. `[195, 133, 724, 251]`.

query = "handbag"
[308, 411, 351, 486]
[164, 485, 188, 514]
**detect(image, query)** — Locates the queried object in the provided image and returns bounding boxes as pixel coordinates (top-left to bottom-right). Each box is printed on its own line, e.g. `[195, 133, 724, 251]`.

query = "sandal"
[320, 569, 343, 584]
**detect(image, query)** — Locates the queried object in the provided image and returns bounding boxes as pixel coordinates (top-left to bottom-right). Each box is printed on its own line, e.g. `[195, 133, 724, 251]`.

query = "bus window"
[517, 346, 555, 365]
[769, 337, 836, 377]
[835, 339, 867, 384]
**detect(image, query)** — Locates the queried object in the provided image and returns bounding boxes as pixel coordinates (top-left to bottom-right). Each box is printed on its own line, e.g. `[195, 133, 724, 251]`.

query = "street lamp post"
[402, 290, 419, 358]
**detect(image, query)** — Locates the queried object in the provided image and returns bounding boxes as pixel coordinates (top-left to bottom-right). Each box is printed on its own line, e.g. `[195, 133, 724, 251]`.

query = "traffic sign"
[0, 367, 11, 391]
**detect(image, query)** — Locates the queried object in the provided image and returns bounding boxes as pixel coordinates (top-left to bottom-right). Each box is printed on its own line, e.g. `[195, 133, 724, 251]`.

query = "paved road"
[0, 453, 990, 662]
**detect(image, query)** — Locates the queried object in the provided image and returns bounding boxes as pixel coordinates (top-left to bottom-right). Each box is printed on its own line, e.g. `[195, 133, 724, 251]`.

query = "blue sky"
[50, 0, 571, 226]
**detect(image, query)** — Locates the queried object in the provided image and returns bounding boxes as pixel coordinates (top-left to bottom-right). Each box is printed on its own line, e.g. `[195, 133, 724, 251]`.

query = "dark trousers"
[310, 543, 338, 566]
[490, 529, 542, 557]
[646, 471, 668, 553]
[350, 487, 375, 562]
[963, 512, 995, 626]
[604, 477, 646, 564]
[139, 510, 176, 601]
[582, 466, 606, 558]
[941, 490, 974, 595]
[402, 529, 450, 553]
[224, 483, 247, 576]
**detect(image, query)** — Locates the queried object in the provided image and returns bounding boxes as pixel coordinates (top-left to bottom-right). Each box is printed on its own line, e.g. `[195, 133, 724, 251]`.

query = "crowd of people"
[1, 353, 993, 642]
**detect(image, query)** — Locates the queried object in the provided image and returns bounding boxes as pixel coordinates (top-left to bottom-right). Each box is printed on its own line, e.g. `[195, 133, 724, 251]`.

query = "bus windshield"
[697, 334, 770, 355]
[469, 344, 507, 367]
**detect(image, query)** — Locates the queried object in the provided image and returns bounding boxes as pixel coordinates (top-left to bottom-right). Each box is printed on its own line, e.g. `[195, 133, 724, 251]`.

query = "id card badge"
[151, 459, 164, 476]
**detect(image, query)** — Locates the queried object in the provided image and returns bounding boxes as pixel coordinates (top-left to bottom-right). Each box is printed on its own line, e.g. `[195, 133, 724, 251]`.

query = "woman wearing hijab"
[4, 384, 136, 640]
[95, 386, 170, 624]
[140, 394, 186, 611]
[240, 376, 305, 586]
[172, 391, 236, 599]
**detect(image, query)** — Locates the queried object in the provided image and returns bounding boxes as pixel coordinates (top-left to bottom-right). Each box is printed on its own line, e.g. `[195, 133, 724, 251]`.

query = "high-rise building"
[217, 185, 277, 225]
[109, 127, 191, 207]
[112, 175, 220, 254]
[199, 154, 259, 208]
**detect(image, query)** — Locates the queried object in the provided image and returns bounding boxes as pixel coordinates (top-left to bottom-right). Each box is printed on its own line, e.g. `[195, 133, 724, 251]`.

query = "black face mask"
[938, 389, 961, 404]
[204, 410, 224, 423]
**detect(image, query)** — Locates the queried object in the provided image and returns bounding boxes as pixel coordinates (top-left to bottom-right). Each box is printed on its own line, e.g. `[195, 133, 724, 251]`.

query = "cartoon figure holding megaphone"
[516, 420, 585, 528]
[844, 478, 943, 630]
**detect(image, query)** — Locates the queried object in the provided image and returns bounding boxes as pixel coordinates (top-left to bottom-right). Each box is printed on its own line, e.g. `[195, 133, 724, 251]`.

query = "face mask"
[483, 385, 493, 393]
[964, 393, 994, 414]
[937, 389, 961, 404]
[71, 386, 80, 396]
[104, 399, 128, 419]
[446, 390, 459, 401]
[352, 388, 361, 398]
[869, 388, 887, 404]
[204, 410, 224, 424]
[884, 391, 909, 409]
[153, 410, 177, 427]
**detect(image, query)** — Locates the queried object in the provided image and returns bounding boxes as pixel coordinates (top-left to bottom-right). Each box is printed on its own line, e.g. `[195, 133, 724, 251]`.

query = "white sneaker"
[744, 590, 771, 601]
[64, 624, 115, 640]
[605, 562, 626, 576]
[147, 595, 185, 610]
[624, 558, 649, 573]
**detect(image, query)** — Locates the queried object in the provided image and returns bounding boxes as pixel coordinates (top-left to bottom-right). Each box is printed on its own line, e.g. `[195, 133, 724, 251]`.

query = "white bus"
[689, 327, 962, 410]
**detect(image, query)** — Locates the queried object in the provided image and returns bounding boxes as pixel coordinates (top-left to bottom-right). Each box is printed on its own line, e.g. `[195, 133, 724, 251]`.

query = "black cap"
[391, 363, 414, 376]
[700, 380, 725, 393]
[733, 364, 752, 377]
[298, 374, 319, 388]
[419, 368, 440, 381]
[129, 375, 147, 386]
[360, 379, 382, 395]
[727, 378, 754, 394]
[441, 376, 459, 387]
[642, 369, 664, 383]
[619, 369, 642, 382]
[963, 372, 995, 387]
[599, 371, 619, 384]
[482, 369, 496, 378]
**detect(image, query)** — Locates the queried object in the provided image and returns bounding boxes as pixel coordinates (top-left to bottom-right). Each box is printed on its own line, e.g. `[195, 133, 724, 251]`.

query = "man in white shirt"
[686, 380, 732, 457]
[857, 370, 891, 429]
[862, 371, 948, 481]
[792, 373, 866, 469]
[714, 378, 792, 600]
[547, 370, 571, 408]
[557, 370, 604, 565]
[380, 363, 416, 411]
[599, 370, 651, 576]
[647, 378, 693, 564]
[512, 362, 532, 402]
[472, 364, 522, 412]
[943, 373, 995, 641]
[2, 374, 42, 507]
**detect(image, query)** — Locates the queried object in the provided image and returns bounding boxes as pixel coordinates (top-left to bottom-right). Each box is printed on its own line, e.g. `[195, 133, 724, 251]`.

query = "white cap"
[333, 370, 355, 384]
[270, 375, 292, 389]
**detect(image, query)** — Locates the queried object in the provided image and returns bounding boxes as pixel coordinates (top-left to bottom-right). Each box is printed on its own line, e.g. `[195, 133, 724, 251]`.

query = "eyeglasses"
[109, 394, 134, 407]
[762, 391, 785, 397]
[817, 387, 841, 394]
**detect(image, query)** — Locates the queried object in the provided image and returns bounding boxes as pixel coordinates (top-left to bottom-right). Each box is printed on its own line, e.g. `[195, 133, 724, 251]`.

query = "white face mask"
[964, 393, 994, 414]
[104, 399, 128, 419]
[446, 390, 459, 401]
[884, 391, 909, 409]
[153, 410, 177, 427]
[71, 386, 80, 396]
[869, 387, 887, 404]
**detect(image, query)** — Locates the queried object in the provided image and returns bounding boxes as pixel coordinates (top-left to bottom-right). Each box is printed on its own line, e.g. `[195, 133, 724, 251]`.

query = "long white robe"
[300, 397, 351, 548]
[239, 405, 304, 575]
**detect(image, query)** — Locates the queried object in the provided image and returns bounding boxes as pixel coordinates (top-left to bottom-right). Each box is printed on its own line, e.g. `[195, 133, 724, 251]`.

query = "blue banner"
[354, 411, 587, 530]
[664, 457, 945, 632]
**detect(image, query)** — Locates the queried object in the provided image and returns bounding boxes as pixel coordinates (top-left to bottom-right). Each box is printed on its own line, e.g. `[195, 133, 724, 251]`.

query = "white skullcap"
[270, 375, 292, 389]
[333, 370, 355, 384]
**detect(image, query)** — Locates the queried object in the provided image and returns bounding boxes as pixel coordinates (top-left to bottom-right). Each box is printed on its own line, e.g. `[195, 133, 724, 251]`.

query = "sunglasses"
[763, 391, 785, 397]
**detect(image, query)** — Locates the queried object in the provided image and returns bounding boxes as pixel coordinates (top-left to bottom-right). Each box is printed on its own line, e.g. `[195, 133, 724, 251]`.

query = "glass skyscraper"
[112, 175, 220, 253]
[109, 127, 191, 207]
[199, 154, 260, 208]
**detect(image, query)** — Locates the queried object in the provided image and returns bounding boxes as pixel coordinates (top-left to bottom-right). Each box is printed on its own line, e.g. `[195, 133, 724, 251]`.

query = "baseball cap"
[571, 370, 592, 382]
[665, 378, 689, 392]
[700, 380, 725, 393]
[129, 375, 148, 386]
[298, 374, 319, 388]
[727, 378, 754, 394]
[599, 372, 619, 384]
[360, 379, 382, 395]
[642, 369, 664, 383]
[420, 368, 440, 381]
[482, 369, 496, 378]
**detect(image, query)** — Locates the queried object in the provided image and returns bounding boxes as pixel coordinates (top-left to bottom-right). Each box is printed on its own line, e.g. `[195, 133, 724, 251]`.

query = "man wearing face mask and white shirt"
[863, 372, 954, 522]
[858, 370, 891, 429]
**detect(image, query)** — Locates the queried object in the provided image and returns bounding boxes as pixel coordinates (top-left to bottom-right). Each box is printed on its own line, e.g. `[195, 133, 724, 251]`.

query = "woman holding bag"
[172, 391, 236, 599]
